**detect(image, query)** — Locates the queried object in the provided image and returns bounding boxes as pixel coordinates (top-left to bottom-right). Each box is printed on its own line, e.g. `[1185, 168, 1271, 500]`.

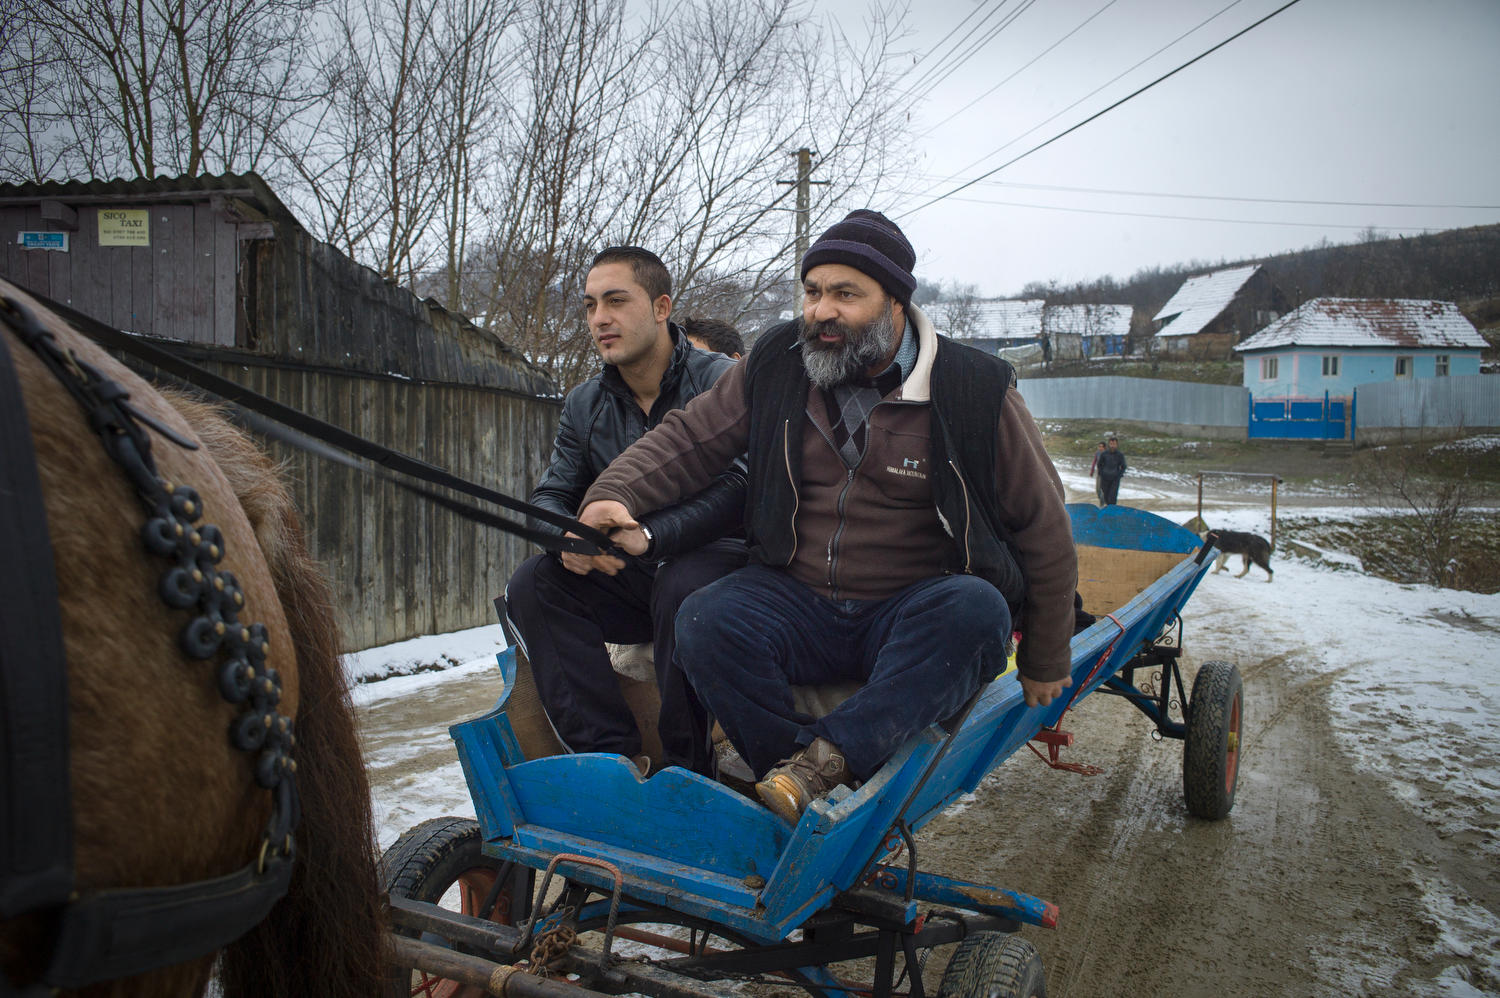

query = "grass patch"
[1280, 513, 1500, 594]
[1034, 357, 1243, 385]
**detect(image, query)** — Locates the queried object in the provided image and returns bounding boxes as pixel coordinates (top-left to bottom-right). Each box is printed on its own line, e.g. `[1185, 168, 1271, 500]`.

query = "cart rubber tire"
[937, 931, 1046, 998]
[1183, 660, 1243, 820]
[380, 816, 530, 998]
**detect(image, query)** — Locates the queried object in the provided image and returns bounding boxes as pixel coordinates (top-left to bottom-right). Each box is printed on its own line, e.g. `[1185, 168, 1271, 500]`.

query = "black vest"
[742, 321, 1026, 608]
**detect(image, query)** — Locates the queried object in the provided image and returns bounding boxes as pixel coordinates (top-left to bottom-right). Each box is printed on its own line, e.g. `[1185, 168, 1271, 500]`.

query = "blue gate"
[1247, 392, 1352, 440]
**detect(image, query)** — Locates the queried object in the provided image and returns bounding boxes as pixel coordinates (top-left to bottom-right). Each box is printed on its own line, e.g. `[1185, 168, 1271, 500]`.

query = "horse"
[0, 279, 386, 997]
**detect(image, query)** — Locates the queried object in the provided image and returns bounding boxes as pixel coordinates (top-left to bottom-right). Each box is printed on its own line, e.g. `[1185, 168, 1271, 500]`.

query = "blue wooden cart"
[380, 505, 1242, 998]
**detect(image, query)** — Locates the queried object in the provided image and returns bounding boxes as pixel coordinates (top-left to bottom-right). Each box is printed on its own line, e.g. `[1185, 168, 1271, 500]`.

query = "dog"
[1202, 528, 1274, 582]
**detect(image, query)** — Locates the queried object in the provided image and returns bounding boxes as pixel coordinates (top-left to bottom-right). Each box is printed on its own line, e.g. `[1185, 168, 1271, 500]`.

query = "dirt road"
[358, 460, 1498, 996]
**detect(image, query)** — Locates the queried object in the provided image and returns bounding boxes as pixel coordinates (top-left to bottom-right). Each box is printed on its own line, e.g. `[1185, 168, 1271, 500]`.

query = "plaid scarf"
[819, 331, 916, 467]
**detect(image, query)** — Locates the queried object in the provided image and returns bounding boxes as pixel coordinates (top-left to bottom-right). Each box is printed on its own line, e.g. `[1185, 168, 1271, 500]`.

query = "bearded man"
[575, 211, 1078, 823]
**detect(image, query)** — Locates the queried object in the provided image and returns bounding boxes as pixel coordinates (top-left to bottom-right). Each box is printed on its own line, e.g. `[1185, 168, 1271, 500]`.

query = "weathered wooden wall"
[207, 359, 559, 651]
[1, 174, 563, 653]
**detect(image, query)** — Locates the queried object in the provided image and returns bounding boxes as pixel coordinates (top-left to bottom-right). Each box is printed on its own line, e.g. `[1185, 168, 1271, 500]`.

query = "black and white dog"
[1203, 528, 1274, 582]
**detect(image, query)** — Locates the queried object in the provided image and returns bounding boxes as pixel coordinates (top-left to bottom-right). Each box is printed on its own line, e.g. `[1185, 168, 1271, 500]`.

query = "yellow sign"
[98, 208, 150, 247]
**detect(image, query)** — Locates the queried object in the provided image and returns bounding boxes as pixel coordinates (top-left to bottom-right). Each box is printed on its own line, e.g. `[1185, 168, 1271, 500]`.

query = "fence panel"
[1019, 375, 1247, 427]
[1355, 374, 1500, 431]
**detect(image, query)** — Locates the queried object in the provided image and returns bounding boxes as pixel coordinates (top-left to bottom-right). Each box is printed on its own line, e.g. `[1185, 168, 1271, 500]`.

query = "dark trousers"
[1100, 474, 1122, 505]
[675, 565, 1012, 781]
[503, 539, 746, 774]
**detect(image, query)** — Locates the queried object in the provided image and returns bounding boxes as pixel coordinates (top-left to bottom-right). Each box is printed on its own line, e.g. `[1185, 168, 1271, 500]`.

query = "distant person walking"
[1089, 440, 1106, 504]
[1097, 436, 1126, 506]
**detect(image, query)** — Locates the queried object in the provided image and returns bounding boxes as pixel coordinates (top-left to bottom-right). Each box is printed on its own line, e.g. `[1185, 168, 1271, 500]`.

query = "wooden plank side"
[189, 202, 218, 344]
[1075, 544, 1188, 617]
[152, 204, 195, 341]
[126, 215, 154, 335]
[214, 219, 236, 346]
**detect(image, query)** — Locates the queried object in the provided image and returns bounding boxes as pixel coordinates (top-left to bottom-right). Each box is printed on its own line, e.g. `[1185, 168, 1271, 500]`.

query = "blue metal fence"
[1247, 392, 1350, 440]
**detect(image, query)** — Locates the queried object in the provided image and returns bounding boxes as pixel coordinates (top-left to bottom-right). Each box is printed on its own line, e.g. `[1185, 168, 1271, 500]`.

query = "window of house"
[1321, 355, 1340, 377]
[1260, 356, 1278, 380]
[1435, 354, 1450, 376]
[1395, 356, 1413, 378]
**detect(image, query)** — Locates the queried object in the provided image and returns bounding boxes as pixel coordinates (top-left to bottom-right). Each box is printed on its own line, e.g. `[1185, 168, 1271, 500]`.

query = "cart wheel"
[380, 816, 533, 998]
[1183, 660, 1243, 820]
[937, 931, 1046, 998]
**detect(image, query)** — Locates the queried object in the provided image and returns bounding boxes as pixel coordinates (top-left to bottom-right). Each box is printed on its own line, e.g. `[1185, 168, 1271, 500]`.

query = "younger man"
[503, 247, 745, 775]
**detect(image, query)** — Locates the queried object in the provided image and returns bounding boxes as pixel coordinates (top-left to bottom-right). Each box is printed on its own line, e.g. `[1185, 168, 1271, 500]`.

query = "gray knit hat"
[800, 209, 917, 306]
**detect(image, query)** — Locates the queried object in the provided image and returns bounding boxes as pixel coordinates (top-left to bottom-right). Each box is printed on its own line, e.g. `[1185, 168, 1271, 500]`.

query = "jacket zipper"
[827, 465, 858, 598]
[781, 420, 798, 566]
[948, 459, 973, 574]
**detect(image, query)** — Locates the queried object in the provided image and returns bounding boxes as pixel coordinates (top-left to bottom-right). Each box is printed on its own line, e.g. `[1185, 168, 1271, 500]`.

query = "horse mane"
[160, 392, 388, 998]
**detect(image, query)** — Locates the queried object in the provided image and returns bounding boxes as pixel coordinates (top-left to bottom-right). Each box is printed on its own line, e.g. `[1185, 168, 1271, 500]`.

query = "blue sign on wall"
[19, 231, 69, 251]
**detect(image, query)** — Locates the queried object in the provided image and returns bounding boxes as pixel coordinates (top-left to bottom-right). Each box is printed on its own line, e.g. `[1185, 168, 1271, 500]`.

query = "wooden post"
[1271, 477, 1279, 550]
[1196, 473, 1203, 526]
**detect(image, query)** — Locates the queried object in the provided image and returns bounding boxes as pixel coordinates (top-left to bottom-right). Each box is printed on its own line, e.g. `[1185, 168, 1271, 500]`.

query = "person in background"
[574, 210, 1077, 823]
[502, 247, 746, 777]
[1089, 440, 1106, 504]
[1097, 435, 1127, 506]
[682, 316, 745, 360]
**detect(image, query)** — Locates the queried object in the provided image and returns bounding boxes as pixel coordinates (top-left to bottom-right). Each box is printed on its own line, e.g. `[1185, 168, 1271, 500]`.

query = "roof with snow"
[927, 298, 1045, 341]
[1044, 303, 1132, 338]
[1234, 298, 1485, 352]
[1152, 264, 1262, 338]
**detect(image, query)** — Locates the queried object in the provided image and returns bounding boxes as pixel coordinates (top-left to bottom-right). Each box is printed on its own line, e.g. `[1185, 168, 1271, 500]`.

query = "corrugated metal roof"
[0, 172, 303, 229]
[1044, 303, 1132, 338]
[927, 298, 1045, 340]
[1152, 264, 1261, 338]
[1234, 297, 1486, 351]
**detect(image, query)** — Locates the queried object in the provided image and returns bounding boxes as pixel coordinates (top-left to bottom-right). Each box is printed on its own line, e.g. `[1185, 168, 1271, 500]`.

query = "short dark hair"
[590, 246, 672, 302]
[680, 316, 744, 357]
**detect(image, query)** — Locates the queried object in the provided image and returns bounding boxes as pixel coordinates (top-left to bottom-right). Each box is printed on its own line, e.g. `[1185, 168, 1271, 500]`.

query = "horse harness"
[0, 293, 299, 993]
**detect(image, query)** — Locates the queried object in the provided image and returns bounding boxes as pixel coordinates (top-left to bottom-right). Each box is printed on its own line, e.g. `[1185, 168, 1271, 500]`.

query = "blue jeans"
[504, 539, 746, 773]
[675, 565, 1012, 781]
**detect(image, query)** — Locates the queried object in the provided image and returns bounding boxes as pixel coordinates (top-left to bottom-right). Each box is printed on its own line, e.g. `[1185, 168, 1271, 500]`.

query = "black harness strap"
[0, 324, 74, 922]
[1, 293, 299, 991]
[32, 292, 621, 559]
[42, 852, 295, 989]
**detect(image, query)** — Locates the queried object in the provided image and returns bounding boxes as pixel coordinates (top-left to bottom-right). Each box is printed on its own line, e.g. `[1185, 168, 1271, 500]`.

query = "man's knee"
[674, 586, 732, 678]
[505, 553, 551, 617]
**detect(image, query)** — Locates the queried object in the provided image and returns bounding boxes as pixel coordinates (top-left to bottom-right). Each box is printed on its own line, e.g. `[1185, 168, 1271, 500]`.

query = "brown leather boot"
[754, 738, 854, 823]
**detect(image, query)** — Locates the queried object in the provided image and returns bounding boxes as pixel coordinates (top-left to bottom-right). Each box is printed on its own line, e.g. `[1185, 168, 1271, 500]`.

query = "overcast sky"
[810, 0, 1500, 298]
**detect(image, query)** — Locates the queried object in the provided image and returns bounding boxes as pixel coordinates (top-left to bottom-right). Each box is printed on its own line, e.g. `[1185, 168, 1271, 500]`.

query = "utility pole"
[778, 147, 829, 311]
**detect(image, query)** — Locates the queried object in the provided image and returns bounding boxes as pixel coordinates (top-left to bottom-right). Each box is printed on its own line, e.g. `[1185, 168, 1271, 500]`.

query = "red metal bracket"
[1027, 726, 1104, 775]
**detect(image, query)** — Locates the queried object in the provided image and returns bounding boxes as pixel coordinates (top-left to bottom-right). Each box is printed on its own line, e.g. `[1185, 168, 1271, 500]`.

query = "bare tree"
[5, 0, 325, 182]
[1356, 443, 1482, 588]
[450, 0, 914, 389]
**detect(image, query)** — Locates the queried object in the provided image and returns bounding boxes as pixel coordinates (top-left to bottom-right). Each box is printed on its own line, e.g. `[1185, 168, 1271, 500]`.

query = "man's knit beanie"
[800, 209, 916, 307]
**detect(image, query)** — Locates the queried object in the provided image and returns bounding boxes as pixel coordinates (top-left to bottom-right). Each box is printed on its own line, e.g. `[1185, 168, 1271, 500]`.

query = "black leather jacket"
[529, 324, 745, 559]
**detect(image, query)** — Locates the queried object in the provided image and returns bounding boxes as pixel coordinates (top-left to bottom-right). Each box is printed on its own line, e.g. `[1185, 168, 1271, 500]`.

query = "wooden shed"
[1, 173, 561, 652]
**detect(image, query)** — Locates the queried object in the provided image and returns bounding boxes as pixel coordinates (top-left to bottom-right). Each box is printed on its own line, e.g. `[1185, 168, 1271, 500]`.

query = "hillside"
[1021, 223, 1500, 338]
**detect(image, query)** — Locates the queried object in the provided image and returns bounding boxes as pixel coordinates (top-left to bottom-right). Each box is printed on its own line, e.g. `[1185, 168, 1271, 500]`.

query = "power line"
[905, 0, 1250, 203]
[912, 178, 1500, 212]
[917, 0, 1123, 138]
[939, 193, 1453, 232]
[895, 1, 1028, 105]
[899, 0, 1295, 217]
[907, 0, 1039, 107]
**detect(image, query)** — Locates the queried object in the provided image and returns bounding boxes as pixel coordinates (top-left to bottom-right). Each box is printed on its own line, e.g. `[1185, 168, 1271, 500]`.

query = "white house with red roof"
[1234, 298, 1485, 399]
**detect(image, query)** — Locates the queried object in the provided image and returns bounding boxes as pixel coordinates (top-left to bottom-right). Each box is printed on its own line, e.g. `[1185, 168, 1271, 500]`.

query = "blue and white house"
[1234, 297, 1486, 440]
[1234, 297, 1485, 399]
